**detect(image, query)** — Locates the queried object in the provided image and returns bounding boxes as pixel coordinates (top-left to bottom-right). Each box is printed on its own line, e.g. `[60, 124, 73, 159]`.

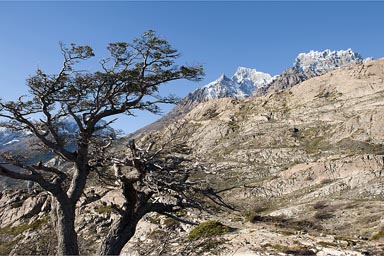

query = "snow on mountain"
[0, 128, 25, 147]
[255, 49, 365, 96]
[185, 49, 363, 104]
[3, 139, 20, 146]
[293, 49, 363, 74]
[232, 67, 274, 95]
[0, 119, 115, 152]
[186, 67, 272, 103]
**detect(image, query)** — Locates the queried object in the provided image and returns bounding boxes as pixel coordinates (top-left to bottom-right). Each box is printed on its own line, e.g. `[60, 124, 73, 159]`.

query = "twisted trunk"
[51, 155, 89, 256]
[98, 213, 140, 255]
[51, 196, 79, 255]
[99, 180, 149, 255]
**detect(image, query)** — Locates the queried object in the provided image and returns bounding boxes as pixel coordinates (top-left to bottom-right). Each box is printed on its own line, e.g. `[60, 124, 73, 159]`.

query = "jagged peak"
[203, 73, 232, 88]
[217, 73, 230, 81]
[293, 49, 363, 72]
[232, 66, 272, 85]
[295, 48, 361, 61]
[234, 66, 258, 74]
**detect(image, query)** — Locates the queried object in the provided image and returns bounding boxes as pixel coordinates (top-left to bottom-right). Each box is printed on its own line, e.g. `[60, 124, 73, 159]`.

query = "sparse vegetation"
[0, 236, 24, 255]
[0, 215, 50, 236]
[95, 205, 113, 214]
[0, 215, 50, 255]
[265, 243, 316, 255]
[371, 228, 384, 240]
[188, 221, 230, 240]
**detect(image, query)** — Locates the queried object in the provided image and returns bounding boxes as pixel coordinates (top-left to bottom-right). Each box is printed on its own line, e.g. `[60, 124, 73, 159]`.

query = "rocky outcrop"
[0, 190, 49, 228]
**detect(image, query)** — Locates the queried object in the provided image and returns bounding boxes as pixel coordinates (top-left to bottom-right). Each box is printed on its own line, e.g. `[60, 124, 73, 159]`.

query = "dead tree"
[98, 122, 224, 255]
[0, 30, 203, 255]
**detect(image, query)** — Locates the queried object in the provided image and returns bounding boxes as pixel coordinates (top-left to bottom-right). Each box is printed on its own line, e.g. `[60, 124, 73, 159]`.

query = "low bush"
[95, 205, 113, 214]
[188, 221, 229, 240]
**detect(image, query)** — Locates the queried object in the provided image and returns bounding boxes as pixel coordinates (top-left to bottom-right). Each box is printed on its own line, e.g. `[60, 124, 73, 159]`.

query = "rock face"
[0, 190, 49, 228]
[255, 49, 365, 96]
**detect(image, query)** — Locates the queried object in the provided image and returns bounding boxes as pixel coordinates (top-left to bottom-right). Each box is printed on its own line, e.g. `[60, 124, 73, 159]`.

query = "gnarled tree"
[98, 121, 214, 255]
[0, 30, 203, 255]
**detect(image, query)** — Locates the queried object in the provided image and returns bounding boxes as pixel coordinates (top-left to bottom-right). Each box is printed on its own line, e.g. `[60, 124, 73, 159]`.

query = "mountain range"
[130, 49, 367, 138]
[187, 48, 365, 101]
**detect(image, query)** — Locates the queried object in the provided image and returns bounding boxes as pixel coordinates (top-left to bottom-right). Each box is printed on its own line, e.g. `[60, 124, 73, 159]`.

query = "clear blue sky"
[0, 1, 383, 134]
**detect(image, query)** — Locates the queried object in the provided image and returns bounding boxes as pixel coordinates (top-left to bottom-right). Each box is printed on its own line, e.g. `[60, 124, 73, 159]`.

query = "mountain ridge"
[255, 48, 366, 96]
[128, 49, 366, 139]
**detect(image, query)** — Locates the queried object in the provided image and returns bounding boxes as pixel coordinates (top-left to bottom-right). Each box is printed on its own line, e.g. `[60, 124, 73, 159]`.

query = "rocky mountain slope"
[131, 49, 365, 139]
[1, 56, 384, 255]
[130, 67, 273, 139]
[120, 57, 384, 255]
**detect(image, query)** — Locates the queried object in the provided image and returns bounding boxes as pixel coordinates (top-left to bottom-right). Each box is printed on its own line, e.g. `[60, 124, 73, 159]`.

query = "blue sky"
[0, 1, 383, 134]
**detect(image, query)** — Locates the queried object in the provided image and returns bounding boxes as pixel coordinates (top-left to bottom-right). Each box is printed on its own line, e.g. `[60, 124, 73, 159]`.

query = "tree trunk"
[98, 214, 139, 255]
[51, 197, 79, 255]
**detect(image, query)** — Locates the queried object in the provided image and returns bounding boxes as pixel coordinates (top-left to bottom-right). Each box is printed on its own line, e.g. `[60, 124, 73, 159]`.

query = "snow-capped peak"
[232, 67, 273, 91]
[293, 49, 363, 73]
[189, 67, 272, 102]
[203, 74, 232, 88]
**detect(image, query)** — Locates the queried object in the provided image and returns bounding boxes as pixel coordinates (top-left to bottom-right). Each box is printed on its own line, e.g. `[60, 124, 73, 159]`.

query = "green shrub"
[95, 205, 113, 214]
[0, 236, 24, 255]
[188, 221, 229, 240]
[0, 215, 50, 236]
[163, 217, 179, 228]
[175, 209, 188, 217]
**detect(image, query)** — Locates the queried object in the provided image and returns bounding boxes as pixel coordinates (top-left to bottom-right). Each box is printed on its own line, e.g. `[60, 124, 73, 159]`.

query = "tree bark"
[51, 196, 79, 255]
[98, 213, 140, 255]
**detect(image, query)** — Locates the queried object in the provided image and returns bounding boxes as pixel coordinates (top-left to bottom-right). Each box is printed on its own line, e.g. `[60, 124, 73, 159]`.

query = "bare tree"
[0, 30, 203, 255]
[98, 122, 210, 255]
